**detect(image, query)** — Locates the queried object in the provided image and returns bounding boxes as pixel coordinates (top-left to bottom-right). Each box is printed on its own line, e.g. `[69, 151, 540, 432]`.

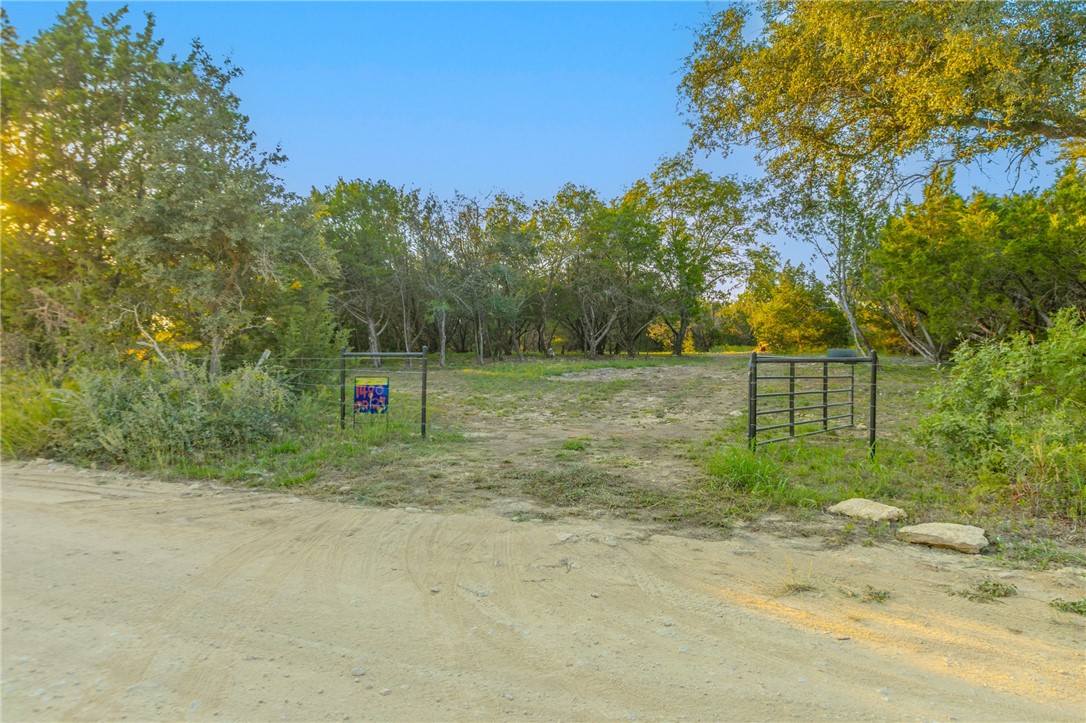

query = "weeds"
[862, 586, 891, 604]
[4, 353, 1084, 553]
[953, 579, 1018, 603]
[1049, 598, 1086, 615]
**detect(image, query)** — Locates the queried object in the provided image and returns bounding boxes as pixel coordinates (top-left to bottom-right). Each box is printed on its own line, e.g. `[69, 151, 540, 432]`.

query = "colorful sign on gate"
[354, 377, 389, 415]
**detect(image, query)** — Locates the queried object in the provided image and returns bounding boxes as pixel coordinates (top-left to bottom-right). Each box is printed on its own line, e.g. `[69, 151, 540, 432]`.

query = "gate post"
[339, 347, 347, 431]
[869, 350, 878, 458]
[747, 352, 758, 450]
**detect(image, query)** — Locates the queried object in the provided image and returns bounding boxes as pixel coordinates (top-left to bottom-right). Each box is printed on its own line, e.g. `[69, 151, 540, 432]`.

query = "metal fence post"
[340, 349, 347, 431]
[421, 345, 428, 439]
[747, 352, 758, 450]
[869, 350, 878, 458]
[822, 361, 829, 430]
[849, 362, 855, 428]
[788, 361, 796, 439]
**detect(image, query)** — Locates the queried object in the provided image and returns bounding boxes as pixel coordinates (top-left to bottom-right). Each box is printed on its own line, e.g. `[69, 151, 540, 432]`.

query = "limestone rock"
[827, 498, 907, 522]
[896, 523, 988, 554]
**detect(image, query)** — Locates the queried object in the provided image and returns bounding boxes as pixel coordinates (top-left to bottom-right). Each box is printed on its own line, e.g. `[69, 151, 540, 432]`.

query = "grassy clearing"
[8, 352, 1084, 557]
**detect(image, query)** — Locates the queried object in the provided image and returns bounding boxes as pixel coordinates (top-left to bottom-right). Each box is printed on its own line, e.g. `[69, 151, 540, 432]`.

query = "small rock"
[828, 498, 907, 522]
[430, 586, 442, 594]
[896, 523, 988, 554]
[338, 486, 351, 493]
[502, 692, 514, 701]
[351, 668, 366, 677]
[379, 688, 392, 696]
[404, 507, 423, 513]
[602, 537, 619, 547]
[556, 533, 579, 544]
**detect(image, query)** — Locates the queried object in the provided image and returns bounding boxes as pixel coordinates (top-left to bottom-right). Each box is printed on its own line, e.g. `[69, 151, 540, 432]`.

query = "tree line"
[3, 1, 1082, 378]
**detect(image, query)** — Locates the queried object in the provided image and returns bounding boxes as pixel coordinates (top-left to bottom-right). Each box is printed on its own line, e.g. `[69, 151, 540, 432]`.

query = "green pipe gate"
[747, 350, 877, 456]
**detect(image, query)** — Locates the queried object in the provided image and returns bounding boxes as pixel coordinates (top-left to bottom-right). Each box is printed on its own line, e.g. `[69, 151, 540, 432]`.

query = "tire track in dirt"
[3, 461, 1083, 721]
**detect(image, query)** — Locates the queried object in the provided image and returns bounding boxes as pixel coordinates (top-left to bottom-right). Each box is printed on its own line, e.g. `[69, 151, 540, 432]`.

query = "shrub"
[919, 309, 1086, 519]
[0, 368, 71, 458]
[3, 362, 296, 467]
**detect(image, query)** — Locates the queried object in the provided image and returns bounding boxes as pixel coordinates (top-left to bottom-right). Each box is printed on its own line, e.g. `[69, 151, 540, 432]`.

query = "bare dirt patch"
[3, 460, 1084, 721]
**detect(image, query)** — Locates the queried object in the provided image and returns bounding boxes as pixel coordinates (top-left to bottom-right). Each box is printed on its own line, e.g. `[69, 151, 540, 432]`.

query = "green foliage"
[0, 368, 71, 458]
[952, 579, 1018, 603]
[920, 309, 1086, 519]
[1049, 598, 1086, 616]
[2, 3, 335, 373]
[871, 166, 1086, 361]
[633, 155, 756, 356]
[862, 586, 891, 604]
[4, 362, 296, 466]
[681, 1, 1086, 196]
[734, 258, 850, 352]
[1, 2, 173, 362]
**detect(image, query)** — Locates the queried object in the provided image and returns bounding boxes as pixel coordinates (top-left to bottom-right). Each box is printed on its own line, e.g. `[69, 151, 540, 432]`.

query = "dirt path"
[3, 460, 1083, 721]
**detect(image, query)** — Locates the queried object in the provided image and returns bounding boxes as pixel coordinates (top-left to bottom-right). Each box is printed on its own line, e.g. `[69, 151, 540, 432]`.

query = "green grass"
[952, 579, 1018, 602]
[1049, 598, 1086, 615]
[7, 353, 1083, 555]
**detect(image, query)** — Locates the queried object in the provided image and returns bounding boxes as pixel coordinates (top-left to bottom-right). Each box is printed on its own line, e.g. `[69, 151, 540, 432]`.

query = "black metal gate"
[747, 350, 877, 456]
[340, 347, 429, 437]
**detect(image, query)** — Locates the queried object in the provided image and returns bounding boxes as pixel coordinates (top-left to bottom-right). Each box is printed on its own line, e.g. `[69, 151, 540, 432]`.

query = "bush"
[0, 368, 71, 458]
[2, 362, 296, 467]
[919, 309, 1086, 519]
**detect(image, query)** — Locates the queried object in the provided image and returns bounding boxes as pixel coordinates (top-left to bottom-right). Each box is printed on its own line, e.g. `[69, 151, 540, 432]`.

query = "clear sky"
[4, 1, 750, 202]
[4, 1, 1060, 270]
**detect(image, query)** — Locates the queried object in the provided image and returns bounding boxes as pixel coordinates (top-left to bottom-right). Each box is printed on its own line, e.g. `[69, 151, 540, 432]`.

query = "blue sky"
[6, 1, 745, 202]
[4, 1, 1060, 270]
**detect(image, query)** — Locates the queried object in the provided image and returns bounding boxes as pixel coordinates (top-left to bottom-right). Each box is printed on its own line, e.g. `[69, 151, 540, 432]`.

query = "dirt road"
[2, 460, 1084, 721]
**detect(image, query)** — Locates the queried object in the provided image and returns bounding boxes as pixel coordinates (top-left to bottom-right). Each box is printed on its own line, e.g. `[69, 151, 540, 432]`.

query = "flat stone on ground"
[896, 523, 989, 554]
[827, 498, 907, 522]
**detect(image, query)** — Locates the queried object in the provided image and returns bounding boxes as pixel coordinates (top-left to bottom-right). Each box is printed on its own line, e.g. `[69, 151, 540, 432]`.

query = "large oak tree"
[681, 1, 1086, 196]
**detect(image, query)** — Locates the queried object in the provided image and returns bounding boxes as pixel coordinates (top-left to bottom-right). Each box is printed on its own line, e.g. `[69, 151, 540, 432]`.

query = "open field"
[3, 355, 1085, 720]
[172, 354, 1083, 554]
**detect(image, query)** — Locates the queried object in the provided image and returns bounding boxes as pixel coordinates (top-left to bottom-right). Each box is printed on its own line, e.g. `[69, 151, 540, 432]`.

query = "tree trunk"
[672, 313, 689, 356]
[209, 333, 224, 378]
[837, 261, 871, 355]
[367, 317, 382, 368]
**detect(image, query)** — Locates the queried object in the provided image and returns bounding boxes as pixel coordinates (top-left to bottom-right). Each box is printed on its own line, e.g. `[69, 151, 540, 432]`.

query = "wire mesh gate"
[747, 350, 877, 456]
[340, 348, 428, 437]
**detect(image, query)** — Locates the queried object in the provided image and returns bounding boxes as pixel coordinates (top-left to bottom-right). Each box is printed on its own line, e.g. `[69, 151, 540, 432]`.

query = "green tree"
[106, 46, 334, 377]
[1, 2, 170, 361]
[599, 192, 661, 356]
[530, 184, 600, 354]
[681, 1, 1086, 196]
[2, 2, 333, 374]
[314, 179, 410, 358]
[791, 178, 887, 354]
[868, 171, 973, 361]
[743, 261, 850, 352]
[412, 193, 457, 366]
[870, 165, 1086, 361]
[634, 155, 755, 355]
[483, 193, 539, 360]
